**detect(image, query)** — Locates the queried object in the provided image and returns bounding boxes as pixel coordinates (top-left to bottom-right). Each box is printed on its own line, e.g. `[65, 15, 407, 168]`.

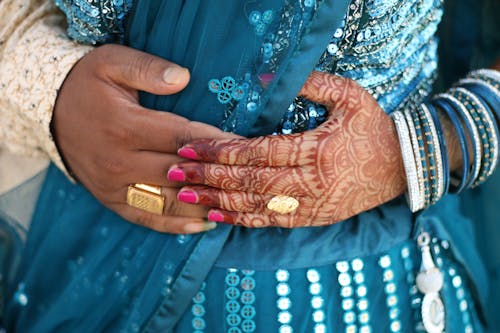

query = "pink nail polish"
[167, 168, 185, 182]
[207, 210, 225, 222]
[177, 190, 198, 204]
[178, 147, 198, 160]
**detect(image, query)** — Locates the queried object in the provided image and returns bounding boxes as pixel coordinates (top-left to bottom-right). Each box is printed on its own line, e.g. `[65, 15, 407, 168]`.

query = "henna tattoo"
[172, 72, 407, 228]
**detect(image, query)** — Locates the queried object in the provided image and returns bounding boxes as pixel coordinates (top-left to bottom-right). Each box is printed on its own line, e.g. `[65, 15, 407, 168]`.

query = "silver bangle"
[391, 111, 422, 212]
[403, 109, 425, 210]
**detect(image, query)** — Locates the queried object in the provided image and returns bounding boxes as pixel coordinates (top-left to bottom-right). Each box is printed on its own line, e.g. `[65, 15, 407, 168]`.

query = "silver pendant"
[416, 232, 445, 333]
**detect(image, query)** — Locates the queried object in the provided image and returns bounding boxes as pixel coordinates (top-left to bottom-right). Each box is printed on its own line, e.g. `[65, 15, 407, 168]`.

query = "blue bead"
[262, 10, 274, 24]
[304, 0, 315, 7]
[254, 23, 267, 36]
[249, 11, 261, 25]
[247, 102, 258, 112]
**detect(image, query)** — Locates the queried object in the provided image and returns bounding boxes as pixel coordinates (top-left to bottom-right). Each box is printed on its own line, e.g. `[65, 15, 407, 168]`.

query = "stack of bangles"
[392, 69, 500, 212]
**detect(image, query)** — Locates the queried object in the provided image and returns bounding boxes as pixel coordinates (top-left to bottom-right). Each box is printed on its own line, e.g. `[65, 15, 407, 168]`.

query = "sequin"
[336, 261, 349, 273]
[307, 269, 320, 283]
[342, 298, 354, 310]
[385, 282, 396, 294]
[278, 311, 292, 324]
[226, 300, 241, 313]
[344, 311, 356, 324]
[313, 310, 325, 322]
[192, 317, 206, 330]
[341, 286, 353, 298]
[360, 326, 372, 333]
[276, 270, 289, 282]
[346, 325, 356, 333]
[390, 320, 401, 332]
[314, 323, 326, 333]
[452, 276, 463, 287]
[351, 258, 364, 271]
[359, 311, 370, 324]
[241, 305, 256, 319]
[241, 319, 256, 332]
[354, 272, 365, 284]
[241, 277, 256, 290]
[357, 299, 369, 311]
[387, 295, 398, 307]
[279, 325, 293, 333]
[277, 283, 291, 296]
[277, 297, 292, 310]
[226, 273, 241, 287]
[338, 273, 352, 286]
[383, 269, 394, 281]
[357, 285, 367, 297]
[192, 304, 206, 316]
[241, 291, 256, 305]
[311, 296, 324, 309]
[227, 313, 242, 326]
[379, 255, 391, 268]
[226, 287, 241, 300]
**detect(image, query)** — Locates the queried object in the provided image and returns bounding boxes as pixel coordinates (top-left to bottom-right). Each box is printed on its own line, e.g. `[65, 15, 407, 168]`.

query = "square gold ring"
[126, 184, 165, 215]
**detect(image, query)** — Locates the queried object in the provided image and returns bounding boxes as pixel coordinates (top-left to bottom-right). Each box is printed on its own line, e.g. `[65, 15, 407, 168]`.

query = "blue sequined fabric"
[174, 238, 481, 333]
[54, 0, 133, 44]
[54, 0, 441, 133]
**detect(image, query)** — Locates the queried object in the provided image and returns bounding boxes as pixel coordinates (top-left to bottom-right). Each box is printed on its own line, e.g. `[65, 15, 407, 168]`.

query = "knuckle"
[128, 54, 155, 83]
[134, 211, 156, 229]
[162, 191, 179, 216]
[107, 122, 136, 145]
[176, 123, 193, 149]
[100, 156, 127, 176]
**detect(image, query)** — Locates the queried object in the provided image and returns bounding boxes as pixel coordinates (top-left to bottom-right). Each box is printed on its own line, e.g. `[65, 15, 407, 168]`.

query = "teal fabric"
[1, 0, 493, 332]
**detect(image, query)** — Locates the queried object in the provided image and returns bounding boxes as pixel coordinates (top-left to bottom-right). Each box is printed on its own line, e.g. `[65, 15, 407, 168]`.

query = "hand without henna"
[167, 72, 406, 228]
[53, 44, 237, 233]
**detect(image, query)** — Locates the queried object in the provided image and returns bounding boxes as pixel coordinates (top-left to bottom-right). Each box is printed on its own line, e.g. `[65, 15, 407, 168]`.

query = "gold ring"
[126, 183, 165, 215]
[266, 195, 299, 214]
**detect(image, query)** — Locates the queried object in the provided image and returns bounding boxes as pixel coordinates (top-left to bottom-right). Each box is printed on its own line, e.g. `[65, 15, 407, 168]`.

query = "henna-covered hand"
[167, 72, 407, 228]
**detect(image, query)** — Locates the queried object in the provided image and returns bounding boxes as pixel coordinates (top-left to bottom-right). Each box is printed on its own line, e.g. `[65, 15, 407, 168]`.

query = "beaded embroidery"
[55, 0, 133, 44]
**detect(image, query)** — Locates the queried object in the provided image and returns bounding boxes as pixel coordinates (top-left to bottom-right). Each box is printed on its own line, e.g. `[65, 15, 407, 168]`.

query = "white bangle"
[391, 111, 422, 212]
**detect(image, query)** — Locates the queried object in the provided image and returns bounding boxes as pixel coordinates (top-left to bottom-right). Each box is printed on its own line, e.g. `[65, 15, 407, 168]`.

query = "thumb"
[298, 71, 351, 108]
[101, 44, 190, 95]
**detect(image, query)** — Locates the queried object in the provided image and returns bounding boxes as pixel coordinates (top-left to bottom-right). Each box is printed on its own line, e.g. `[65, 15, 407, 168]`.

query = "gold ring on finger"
[126, 183, 165, 215]
[266, 195, 299, 214]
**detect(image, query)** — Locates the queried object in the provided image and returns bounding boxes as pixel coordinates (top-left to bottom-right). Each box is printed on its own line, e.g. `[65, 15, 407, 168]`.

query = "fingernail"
[163, 66, 187, 85]
[183, 222, 217, 233]
[207, 210, 225, 222]
[178, 147, 198, 160]
[167, 168, 185, 182]
[177, 190, 198, 204]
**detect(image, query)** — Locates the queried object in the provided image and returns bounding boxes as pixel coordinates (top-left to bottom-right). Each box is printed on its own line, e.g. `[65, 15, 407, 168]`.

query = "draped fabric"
[1, 0, 491, 332]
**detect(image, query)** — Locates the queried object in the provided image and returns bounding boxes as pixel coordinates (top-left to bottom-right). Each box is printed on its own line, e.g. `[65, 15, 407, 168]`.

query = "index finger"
[178, 133, 313, 167]
[128, 106, 240, 153]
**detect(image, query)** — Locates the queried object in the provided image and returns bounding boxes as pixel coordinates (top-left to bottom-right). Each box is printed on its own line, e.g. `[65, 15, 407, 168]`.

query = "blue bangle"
[435, 93, 481, 190]
[410, 106, 431, 206]
[417, 105, 439, 204]
[431, 97, 470, 194]
[452, 88, 498, 186]
[458, 80, 500, 123]
[426, 103, 450, 196]
[456, 88, 500, 182]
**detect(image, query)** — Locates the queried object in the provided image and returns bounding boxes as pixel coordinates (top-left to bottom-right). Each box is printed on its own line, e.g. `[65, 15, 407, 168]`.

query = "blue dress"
[2, 0, 490, 332]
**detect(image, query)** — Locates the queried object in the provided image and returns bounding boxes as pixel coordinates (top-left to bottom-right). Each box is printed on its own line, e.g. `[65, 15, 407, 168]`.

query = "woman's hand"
[168, 72, 407, 227]
[53, 44, 236, 233]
